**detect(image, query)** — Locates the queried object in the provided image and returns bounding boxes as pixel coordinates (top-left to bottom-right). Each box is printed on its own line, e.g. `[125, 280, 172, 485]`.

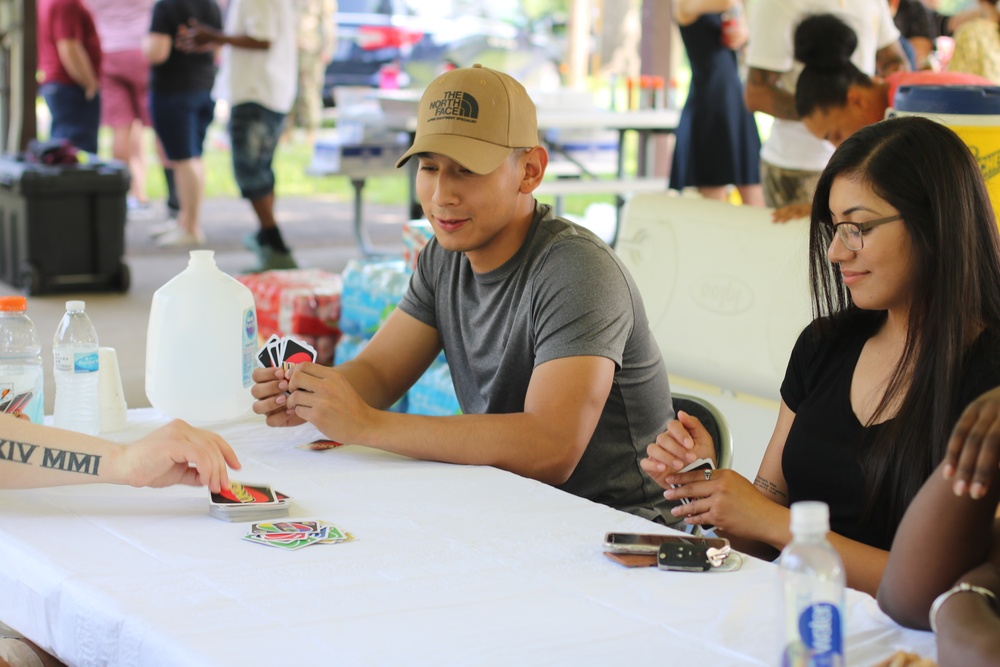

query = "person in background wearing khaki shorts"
[287, 0, 337, 147]
[744, 0, 908, 222]
[178, 0, 300, 271]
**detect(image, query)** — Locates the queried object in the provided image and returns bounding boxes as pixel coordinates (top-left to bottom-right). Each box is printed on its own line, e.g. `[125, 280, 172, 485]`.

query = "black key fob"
[657, 542, 711, 571]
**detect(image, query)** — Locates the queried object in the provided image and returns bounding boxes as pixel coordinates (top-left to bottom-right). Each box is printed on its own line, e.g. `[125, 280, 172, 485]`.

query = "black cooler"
[0, 156, 131, 294]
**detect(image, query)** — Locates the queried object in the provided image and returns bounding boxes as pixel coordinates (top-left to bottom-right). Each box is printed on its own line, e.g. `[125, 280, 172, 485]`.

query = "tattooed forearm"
[0, 438, 101, 476]
[745, 68, 800, 120]
[0, 439, 38, 464]
[754, 475, 787, 500]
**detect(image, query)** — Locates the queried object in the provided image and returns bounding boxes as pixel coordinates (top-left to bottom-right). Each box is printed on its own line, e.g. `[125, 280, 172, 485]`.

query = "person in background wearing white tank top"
[744, 0, 909, 222]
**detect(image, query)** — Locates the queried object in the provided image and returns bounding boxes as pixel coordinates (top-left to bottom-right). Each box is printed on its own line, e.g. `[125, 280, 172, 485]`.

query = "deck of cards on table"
[242, 520, 355, 551]
[257, 334, 318, 370]
[209, 481, 291, 522]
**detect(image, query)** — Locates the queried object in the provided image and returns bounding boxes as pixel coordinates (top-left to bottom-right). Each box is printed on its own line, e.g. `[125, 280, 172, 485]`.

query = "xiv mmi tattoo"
[754, 475, 787, 500]
[0, 439, 101, 476]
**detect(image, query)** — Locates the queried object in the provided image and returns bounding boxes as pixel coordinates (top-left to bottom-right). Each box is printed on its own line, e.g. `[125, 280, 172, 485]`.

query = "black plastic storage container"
[0, 156, 131, 294]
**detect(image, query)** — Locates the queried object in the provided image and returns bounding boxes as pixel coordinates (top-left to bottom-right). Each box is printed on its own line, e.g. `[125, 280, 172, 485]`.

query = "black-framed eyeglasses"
[832, 214, 904, 251]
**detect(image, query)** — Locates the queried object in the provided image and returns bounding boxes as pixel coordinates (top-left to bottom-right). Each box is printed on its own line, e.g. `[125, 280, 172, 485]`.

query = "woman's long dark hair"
[808, 116, 1000, 540]
[794, 13, 874, 117]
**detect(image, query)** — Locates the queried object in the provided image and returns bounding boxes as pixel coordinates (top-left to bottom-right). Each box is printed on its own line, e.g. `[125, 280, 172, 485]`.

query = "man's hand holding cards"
[256, 334, 318, 371]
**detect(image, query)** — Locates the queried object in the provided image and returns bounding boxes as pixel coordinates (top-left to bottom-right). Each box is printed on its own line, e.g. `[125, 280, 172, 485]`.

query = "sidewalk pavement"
[126, 195, 408, 264]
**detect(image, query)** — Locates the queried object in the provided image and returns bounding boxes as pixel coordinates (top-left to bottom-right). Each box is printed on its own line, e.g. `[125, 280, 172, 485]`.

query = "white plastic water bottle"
[779, 501, 846, 667]
[53, 300, 101, 435]
[0, 296, 45, 424]
[145, 250, 257, 424]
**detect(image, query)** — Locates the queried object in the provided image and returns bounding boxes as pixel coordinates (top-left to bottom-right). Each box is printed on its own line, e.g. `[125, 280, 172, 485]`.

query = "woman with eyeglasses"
[641, 116, 1000, 596]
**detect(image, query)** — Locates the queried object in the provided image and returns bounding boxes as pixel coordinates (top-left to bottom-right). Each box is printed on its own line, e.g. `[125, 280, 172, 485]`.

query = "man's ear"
[519, 146, 548, 194]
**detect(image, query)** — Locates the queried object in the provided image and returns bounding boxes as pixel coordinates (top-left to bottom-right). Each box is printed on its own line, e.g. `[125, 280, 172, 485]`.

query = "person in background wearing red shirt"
[36, 0, 102, 153]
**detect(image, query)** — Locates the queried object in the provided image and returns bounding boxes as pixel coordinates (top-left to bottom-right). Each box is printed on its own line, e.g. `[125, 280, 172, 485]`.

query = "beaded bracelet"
[929, 582, 999, 634]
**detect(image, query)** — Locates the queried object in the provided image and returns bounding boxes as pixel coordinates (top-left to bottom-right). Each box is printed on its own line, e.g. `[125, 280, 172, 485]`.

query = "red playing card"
[210, 482, 277, 505]
[281, 337, 317, 365]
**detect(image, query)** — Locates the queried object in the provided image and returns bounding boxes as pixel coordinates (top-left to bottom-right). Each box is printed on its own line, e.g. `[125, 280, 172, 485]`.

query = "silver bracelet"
[929, 582, 999, 634]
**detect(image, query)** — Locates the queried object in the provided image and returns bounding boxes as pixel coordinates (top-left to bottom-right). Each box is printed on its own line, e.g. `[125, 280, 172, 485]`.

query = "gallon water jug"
[146, 250, 258, 424]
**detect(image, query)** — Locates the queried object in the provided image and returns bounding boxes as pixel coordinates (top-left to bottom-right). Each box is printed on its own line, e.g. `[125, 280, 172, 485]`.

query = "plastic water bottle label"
[241, 307, 257, 388]
[782, 602, 844, 667]
[54, 350, 99, 374]
[74, 352, 99, 374]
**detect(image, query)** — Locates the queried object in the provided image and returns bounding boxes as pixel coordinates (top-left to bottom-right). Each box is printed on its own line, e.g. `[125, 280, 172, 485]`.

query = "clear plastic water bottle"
[0, 296, 45, 424]
[53, 300, 100, 435]
[779, 501, 846, 667]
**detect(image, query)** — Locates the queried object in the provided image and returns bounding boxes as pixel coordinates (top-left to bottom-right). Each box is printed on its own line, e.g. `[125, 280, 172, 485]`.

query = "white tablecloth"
[0, 410, 935, 666]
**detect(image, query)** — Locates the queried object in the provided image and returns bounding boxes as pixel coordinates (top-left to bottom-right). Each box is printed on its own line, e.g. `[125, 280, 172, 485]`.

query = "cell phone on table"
[602, 532, 729, 555]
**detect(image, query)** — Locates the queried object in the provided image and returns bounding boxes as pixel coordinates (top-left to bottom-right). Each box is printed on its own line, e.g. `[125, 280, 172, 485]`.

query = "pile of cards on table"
[243, 520, 355, 551]
[257, 333, 318, 370]
[209, 481, 290, 522]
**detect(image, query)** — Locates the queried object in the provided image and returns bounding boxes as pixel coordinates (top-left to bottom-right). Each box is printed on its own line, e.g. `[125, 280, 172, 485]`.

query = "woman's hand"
[640, 410, 717, 489]
[663, 468, 785, 541]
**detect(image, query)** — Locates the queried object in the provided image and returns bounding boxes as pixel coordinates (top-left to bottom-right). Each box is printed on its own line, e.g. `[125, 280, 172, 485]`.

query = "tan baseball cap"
[395, 64, 539, 175]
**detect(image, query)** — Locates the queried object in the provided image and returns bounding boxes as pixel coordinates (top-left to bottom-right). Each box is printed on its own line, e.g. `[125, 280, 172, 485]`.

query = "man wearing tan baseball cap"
[252, 65, 676, 523]
[395, 63, 540, 175]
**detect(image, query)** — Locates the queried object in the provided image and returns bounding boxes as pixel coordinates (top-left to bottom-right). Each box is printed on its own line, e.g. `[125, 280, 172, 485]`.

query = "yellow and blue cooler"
[888, 85, 1000, 220]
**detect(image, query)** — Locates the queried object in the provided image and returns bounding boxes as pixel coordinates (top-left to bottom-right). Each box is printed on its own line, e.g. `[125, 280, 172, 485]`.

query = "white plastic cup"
[98, 347, 127, 432]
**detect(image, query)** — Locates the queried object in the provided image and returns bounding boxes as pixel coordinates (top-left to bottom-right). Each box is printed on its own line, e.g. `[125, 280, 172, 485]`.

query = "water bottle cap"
[790, 501, 830, 534]
[66, 300, 86, 312]
[0, 296, 27, 312]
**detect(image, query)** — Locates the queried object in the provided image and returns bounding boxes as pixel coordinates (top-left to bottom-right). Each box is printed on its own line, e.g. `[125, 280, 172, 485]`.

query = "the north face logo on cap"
[427, 91, 479, 123]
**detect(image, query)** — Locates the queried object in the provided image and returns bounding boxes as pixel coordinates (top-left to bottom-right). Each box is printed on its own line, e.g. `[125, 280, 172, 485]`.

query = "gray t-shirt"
[398, 202, 673, 519]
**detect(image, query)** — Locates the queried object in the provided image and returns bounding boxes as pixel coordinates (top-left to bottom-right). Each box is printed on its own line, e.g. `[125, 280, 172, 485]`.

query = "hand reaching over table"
[0, 415, 240, 491]
[943, 384, 1000, 499]
[122, 420, 241, 491]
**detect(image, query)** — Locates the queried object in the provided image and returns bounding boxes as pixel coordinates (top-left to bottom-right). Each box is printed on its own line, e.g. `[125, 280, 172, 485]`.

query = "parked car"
[323, 0, 564, 106]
